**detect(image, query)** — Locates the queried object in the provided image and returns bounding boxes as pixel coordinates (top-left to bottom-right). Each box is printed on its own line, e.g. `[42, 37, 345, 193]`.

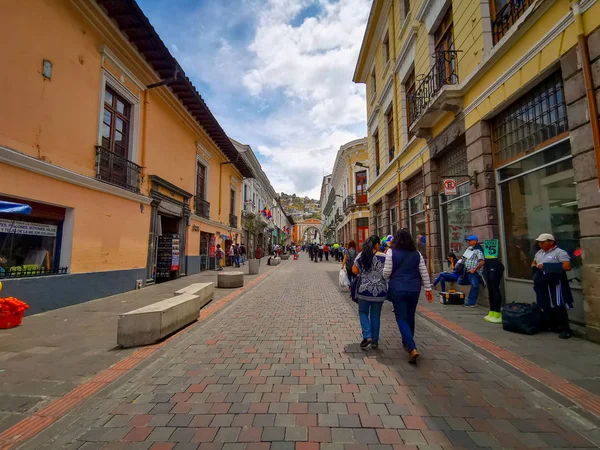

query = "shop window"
[387, 108, 395, 163]
[440, 182, 471, 258]
[492, 71, 568, 166]
[373, 131, 380, 176]
[0, 199, 67, 278]
[498, 140, 581, 285]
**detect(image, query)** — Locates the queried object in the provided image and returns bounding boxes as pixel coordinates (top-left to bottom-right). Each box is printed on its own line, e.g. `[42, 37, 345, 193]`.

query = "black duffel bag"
[502, 302, 544, 335]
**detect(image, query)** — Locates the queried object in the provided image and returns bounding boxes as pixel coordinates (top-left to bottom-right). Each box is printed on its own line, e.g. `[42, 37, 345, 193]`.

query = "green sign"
[484, 239, 499, 259]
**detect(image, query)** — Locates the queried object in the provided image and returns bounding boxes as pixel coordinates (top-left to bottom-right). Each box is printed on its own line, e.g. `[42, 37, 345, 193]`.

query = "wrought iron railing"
[229, 213, 238, 228]
[0, 267, 69, 279]
[407, 51, 460, 126]
[95, 146, 142, 193]
[335, 208, 343, 222]
[492, 0, 534, 44]
[343, 194, 368, 212]
[195, 197, 210, 219]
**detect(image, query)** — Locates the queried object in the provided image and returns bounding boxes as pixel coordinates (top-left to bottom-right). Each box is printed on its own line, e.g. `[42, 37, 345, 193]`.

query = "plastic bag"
[339, 268, 350, 288]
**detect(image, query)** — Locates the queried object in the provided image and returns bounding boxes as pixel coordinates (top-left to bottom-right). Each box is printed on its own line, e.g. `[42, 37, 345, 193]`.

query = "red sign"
[443, 179, 457, 195]
[209, 235, 216, 257]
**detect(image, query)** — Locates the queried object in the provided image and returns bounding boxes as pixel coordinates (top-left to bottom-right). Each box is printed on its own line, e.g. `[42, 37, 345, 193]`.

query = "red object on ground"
[294, 254, 298, 260]
[0, 311, 24, 329]
[0, 297, 29, 328]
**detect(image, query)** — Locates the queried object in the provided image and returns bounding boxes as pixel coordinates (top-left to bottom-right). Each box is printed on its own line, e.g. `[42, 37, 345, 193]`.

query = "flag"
[261, 207, 267, 217]
[268, 209, 272, 220]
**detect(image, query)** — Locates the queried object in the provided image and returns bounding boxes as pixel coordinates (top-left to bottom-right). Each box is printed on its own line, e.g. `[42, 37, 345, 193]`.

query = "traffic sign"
[443, 179, 457, 195]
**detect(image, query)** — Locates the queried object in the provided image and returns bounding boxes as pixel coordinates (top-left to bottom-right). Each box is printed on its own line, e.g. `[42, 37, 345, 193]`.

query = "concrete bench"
[217, 271, 244, 288]
[434, 281, 489, 307]
[269, 257, 281, 266]
[174, 282, 215, 308]
[117, 293, 204, 348]
[281, 254, 290, 260]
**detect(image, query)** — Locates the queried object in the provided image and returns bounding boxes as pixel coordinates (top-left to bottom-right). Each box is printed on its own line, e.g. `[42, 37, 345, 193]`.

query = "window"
[407, 175, 425, 257]
[403, 0, 411, 18]
[383, 33, 390, 63]
[492, 71, 567, 166]
[440, 182, 471, 259]
[390, 207, 399, 234]
[102, 86, 131, 157]
[434, 8, 456, 85]
[371, 68, 377, 99]
[375, 202, 384, 238]
[434, 8, 454, 55]
[355, 171, 368, 204]
[491, 0, 534, 44]
[405, 69, 416, 130]
[387, 109, 395, 163]
[196, 161, 207, 201]
[230, 189, 236, 216]
[498, 140, 580, 284]
[374, 131, 380, 176]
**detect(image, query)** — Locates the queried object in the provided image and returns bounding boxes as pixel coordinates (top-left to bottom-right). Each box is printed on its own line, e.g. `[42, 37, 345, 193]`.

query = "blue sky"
[136, 0, 370, 198]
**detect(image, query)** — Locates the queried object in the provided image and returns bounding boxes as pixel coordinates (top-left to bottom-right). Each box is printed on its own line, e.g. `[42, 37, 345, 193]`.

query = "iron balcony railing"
[335, 208, 344, 222]
[343, 194, 368, 213]
[95, 146, 142, 194]
[492, 0, 534, 44]
[229, 213, 238, 228]
[0, 266, 68, 279]
[195, 197, 210, 219]
[407, 50, 460, 126]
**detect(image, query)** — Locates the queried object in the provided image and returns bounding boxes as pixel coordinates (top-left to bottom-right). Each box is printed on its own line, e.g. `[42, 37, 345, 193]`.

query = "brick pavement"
[6, 256, 600, 449]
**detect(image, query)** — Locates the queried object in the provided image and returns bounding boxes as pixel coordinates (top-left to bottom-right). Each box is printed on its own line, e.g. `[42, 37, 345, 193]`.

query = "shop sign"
[443, 179, 457, 195]
[171, 238, 180, 271]
[210, 235, 216, 257]
[0, 219, 57, 237]
[484, 239, 499, 259]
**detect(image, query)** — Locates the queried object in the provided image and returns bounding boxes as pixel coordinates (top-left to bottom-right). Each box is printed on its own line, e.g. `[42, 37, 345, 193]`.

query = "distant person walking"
[215, 244, 224, 271]
[342, 240, 358, 287]
[240, 243, 247, 265]
[352, 235, 387, 349]
[384, 228, 433, 364]
[324, 244, 330, 261]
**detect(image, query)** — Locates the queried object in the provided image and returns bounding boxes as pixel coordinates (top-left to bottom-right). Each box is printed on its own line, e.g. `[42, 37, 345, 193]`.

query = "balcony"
[335, 208, 343, 223]
[343, 194, 368, 213]
[195, 197, 210, 219]
[95, 146, 142, 193]
[407, 51, 461, 134]
[492, 0, 534, 45]
[229, 213, 238, 228]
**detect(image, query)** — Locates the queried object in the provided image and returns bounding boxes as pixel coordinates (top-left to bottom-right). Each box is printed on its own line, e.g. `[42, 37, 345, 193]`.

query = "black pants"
[534, 281, 571, 332]
[483, 258, 504, 313]
[325, 252, 329, 261]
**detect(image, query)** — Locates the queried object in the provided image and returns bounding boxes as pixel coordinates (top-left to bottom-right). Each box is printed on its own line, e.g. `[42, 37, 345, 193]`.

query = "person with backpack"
[351, 235, 387, 349]
[431, 251, 464, 292]
[384, 228, 433, 364]
[342, 240, 358, 286]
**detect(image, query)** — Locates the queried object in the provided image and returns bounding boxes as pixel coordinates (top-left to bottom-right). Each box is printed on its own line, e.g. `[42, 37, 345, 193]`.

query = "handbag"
[339, 268, 350, 288]
[350, 276, 359, 303]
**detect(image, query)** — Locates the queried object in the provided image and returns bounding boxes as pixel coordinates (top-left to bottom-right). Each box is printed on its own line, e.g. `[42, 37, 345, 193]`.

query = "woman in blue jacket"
[384, 229, 433, 364]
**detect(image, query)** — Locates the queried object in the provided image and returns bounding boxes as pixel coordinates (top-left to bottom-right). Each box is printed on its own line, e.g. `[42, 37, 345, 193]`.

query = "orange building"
[0, 0, 252, 314]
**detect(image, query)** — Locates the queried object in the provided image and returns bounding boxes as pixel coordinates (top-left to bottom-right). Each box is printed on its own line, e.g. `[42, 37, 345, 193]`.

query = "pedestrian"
[431, 252, 464, 292]
[233, 244, 241, 267]
[215, 244, 224, 271]
[312, 244, 319, 263]
[483, 255, 504, 324]
[256, 246, 261, 261]
[324, 244, 330, 261]
[240, 243, 247, 265]
[532, 233, 574, 339]
[384, 228, 433, 364]
[342, 240, 358, 287]
[318, 243, 324, 261]
[228, 245, 235, 267]
[352, 235, 387, 349]
[462, 236, 485, 308]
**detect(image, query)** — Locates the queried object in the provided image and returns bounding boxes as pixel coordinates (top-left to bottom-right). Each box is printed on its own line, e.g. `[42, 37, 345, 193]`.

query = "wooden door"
[357, 226, 369, 250]
[355, 171, 367, 204]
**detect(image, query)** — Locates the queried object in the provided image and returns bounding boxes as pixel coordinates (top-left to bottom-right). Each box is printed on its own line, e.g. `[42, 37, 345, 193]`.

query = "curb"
[0, 262, 284, 450]
[417, 306, 600, 425]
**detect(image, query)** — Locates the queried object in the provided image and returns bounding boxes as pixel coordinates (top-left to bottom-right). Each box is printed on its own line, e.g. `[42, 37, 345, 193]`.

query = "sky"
[136, 0, 371, 199]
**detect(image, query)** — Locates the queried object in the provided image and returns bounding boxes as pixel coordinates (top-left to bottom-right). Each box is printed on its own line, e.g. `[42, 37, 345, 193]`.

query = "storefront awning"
[0, 201, 32, 215]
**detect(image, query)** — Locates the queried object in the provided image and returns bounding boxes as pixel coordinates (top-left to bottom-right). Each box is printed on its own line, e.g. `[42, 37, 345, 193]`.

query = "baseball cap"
[465, 235, 479, 241]
[535, 233, 555, 242]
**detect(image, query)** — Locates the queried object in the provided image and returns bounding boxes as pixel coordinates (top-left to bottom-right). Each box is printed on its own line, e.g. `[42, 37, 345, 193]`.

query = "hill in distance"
[279, 192, 321, 220]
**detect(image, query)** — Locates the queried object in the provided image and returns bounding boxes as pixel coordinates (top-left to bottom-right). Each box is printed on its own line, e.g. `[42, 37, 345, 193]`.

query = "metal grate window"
[492, 72, 568, 165]
[438, 146, 468, 189]
[406, 174, 423, 198]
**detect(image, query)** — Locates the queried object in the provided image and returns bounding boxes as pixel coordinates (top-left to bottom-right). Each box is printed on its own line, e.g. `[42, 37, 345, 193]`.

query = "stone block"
[424, 171, 438, 189]
[217, 271, 244, 288]
[270, 257, 281, 266]
[581, 264, 600, 297]
[589, 27, 600, 62]
[281, 254, 290, 260]
[471, 207, 498, 227]
[466, 136, 493, 162]
[467, 153, 494, 174]
[572, 150, 598, 182]
[117, 293, 201, 348]
[469, 189, 496, 210]
[570, 123, 594, 155]
[249, 258, 260, 275]
[469, 170, 496, 191]
[579, 207, 600, 237]
[592, 59, 600, 92]
[567, 97, 590, 130]
[560, 46, 581, 80]
[564, 70, 586, 104]
[470, 224, 499, 241]
[465, 121, 491, 146]
[175, 282, 214, 299]
[580, 236, 600, 265]
[576, 179, 600, 209]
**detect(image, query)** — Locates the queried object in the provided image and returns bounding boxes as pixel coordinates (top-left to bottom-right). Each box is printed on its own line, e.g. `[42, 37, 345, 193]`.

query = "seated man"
[432, 252, 464, 291]
[462, 236, 485, 308]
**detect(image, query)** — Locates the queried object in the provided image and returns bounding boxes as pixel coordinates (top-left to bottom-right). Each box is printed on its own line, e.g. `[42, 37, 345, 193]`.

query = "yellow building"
[354, 0, 600, 339]
[322, 139, 370, 248]
[0, 0, 252, 314]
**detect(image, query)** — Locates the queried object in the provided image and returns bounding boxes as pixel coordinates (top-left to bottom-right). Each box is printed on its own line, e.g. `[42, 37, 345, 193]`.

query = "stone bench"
[175, 282, 215, 308]
[117, 293, 206, 348]
[217, 271, 244, 288]
[269, 257, 281, 266]
[281, 254, 290, 260]
[434, 280, 489, 307]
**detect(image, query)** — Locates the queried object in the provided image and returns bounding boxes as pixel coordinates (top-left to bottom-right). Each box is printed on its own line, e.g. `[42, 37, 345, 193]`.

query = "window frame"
[383, 32, 390, 63]
[373, 131, 380, 176]
[370, 67, 377, 100]
[386, 107, 395, 164]
[405, 69, 416, 132]
[196, 155, 210, 202]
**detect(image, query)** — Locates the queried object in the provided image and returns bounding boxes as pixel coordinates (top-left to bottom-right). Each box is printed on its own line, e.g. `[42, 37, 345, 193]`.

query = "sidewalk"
[0, 258, 277, 434]
[418, 297, 600, 415]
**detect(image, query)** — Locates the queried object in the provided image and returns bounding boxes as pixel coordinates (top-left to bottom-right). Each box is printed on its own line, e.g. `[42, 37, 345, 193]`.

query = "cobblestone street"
[6, 256, 600, 449]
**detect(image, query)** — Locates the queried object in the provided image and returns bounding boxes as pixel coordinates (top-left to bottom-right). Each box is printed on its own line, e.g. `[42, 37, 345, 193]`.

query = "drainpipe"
[140, 90, 149, 182]
[572, 0, 600, 187]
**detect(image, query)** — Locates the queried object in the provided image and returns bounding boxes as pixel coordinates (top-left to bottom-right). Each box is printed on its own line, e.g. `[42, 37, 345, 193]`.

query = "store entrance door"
[153, 214, 181, 283]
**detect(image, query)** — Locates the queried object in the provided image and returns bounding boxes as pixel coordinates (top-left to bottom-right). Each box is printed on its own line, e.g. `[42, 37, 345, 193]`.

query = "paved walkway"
[0, 259, 277, 435]
[5, 255, 598, 449]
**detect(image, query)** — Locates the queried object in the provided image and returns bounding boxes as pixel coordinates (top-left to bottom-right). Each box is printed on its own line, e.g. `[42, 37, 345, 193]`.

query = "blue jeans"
[388, 289, 420, 352]
[234, 255, 240, 266]
[433, 272, 459, 291]
[466, 272, 480, 305]
[358, 300, 383, 342]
